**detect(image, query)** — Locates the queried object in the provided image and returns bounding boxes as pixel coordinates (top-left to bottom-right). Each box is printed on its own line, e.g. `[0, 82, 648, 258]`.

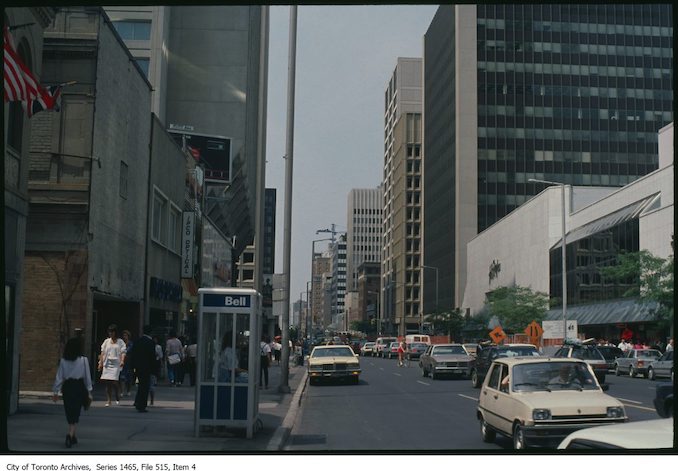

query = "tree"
[599, 249, 674, 331]
[349, 320, 375, 334]
[484, 285, 549, 333]
[424, 309, 464, 340]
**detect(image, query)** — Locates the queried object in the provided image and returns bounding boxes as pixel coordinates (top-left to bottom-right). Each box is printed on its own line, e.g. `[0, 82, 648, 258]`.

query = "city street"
[285, 355, 669, 451]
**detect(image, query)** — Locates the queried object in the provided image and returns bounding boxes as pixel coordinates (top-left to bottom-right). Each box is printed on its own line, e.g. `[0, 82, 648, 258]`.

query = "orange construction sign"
[489, 326, 507, 344]
[524, 321, 544, 339]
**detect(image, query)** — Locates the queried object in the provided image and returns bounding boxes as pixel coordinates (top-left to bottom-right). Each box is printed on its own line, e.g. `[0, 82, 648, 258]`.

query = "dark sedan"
[653, 383, 673, 418]
[598, 345, 623, 372]
[406, 342, 428, 360]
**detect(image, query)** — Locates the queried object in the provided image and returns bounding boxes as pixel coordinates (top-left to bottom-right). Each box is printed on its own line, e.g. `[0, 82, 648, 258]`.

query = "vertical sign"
[181, 212, 195, 278]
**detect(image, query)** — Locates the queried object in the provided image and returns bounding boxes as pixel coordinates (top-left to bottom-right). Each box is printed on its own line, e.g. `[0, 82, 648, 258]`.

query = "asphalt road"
[284, 355, 670, 451]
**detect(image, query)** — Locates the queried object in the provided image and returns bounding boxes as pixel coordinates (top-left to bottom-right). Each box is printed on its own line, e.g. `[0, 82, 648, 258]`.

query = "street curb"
[19, 391, 53, 399]
[265, 369, 308, 451]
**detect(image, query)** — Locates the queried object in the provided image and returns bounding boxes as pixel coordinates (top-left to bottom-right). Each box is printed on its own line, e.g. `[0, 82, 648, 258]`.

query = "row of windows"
[480, 40, 672, 59]
[478, 173, 640, 193]
[479, 105, 671, 122]
[479, 18, 673, 37]
[479, 83, 673, 101]
[152, 187, 181, 254]
[353, 208, 382, 215]
[112, 20, 152, 41]
[480, 149, 657, 166]
[478, 127, 659, 143]
[478, 61, 672, 80]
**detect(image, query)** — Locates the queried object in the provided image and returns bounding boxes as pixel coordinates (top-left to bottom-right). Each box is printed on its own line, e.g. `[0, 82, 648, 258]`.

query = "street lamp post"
[529, 178, 567, 341]
[421, 265, 439, 334]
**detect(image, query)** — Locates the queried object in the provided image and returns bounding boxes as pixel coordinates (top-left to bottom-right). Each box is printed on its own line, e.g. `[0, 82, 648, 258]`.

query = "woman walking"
[98, 324, 126, 406]
[52, 337, 93, 448]
[165, 330, 183, 386]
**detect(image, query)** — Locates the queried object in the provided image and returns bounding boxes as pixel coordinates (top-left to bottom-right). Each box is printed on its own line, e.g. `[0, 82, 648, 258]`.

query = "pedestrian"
[665, 338, 674, 352]
[165, 330, 184, 386]
[120, 330, 135, 397]
[52, 337, 92, 448]
[273, 340, 282, 364]
[98, 324, 126, 406]
[617, 339, 628, 352]
[150, 336, 163, 405]
[260, 335, 272, 389]
[397, 340, 406, 367]
[130, 325, 156, 413]
[185, 338, 197, 386]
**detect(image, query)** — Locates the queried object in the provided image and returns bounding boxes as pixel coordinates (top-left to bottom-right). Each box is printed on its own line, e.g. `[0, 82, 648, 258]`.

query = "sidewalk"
[7, 363, 307, 453]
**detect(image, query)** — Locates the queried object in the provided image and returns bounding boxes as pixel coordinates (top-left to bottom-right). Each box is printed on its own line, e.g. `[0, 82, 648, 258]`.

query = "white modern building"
[347, 187, 383, 291]
[462, 123, 674, 339]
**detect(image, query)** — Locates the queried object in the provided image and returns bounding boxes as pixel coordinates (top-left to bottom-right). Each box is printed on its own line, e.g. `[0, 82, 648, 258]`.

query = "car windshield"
[411, 343, 427, 349]
[637, 350, 661, 358]
[497, 347, 539, 358]
[571, 347, 605, 361]
[311, 347, 355, 358]
[512, 362, 599, 392]
[433, 346, 466, 355]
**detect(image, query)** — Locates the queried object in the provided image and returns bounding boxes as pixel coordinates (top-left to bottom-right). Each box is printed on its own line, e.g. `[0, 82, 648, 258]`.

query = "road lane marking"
[379, 367, 384, 371]
[416, 381, 430, 386]
[620, 403, 656, 412]
[393, 373, 401, 377]
[614, 397, 643, 404]
[458, 394, 479, 402]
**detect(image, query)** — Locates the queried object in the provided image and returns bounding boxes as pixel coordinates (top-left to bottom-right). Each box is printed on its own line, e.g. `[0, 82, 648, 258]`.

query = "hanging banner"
[181, 212, 195, 278]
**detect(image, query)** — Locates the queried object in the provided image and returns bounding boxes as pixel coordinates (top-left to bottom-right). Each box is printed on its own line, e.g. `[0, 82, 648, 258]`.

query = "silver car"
[614, 348, 661, 378]
[419, 344, 472, 379]
[647, 350, 674, 381]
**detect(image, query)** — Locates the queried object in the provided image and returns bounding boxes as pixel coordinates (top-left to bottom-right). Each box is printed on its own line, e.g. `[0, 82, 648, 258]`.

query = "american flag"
[4, 25, 61, 117]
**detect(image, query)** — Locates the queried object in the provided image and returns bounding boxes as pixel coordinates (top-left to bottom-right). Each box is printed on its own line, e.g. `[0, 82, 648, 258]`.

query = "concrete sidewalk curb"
[265, 369, 308, 451]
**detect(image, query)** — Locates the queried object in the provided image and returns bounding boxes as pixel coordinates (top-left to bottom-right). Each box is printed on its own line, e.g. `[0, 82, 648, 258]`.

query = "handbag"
[168, 353, 181, 365]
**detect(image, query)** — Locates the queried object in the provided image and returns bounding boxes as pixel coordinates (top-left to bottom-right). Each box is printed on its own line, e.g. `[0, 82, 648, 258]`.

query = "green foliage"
[424, 309, 464, 339]
[349, 320, 375, 334]
[483, 285, 549, 333]
[599, 249, 674, 329]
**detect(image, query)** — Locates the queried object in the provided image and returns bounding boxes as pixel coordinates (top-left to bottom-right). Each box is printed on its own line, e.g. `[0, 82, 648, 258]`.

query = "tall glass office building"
[423, 4, 673, 313]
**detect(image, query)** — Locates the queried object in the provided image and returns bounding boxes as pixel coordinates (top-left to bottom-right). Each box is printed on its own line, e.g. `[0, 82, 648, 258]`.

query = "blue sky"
[265, 5, 439, 314]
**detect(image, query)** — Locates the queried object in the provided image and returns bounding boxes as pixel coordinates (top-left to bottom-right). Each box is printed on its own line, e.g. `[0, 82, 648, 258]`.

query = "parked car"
[385, 341, 400, 359]
[360, 342, 376, 356]
[374, 337, 397, 357]
[419, 344, 473, 379]
[597, 345, 623, 372]
[653, 383, 673, 418]
[646, 350, 673, 381]
[405, 342, 428, 360]
[307, 345, 361, 385]
[477, 357, 627, 449]
[470, 343, 540, 388]
[614, 348, 662, 378]
[553, 340, 608, 384]
[557, 418, 673, 450]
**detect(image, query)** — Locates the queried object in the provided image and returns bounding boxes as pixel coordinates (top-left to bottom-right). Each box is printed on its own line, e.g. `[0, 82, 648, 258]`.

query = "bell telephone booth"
[195, 287, 262, 438]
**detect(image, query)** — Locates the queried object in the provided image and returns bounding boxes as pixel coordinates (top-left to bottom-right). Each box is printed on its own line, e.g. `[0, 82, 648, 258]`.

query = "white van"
[374, 337, 398, 357]
[406, 334, 431, 345]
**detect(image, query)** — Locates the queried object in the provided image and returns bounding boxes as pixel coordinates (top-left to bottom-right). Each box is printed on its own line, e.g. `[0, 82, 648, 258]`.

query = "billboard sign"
[542, 320, 578, 340]
[168, 130, 232, 183]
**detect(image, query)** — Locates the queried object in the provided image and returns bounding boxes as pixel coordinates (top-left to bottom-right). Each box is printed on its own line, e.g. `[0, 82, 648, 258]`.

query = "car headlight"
[532, 409, 551, 420]
[606, 406, 624, 418]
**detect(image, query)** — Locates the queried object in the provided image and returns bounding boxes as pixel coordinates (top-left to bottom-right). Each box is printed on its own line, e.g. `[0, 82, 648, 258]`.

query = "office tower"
[381, 58, 423, 336]
[347, 186, 383, 291]
[422, 4, 673, 313]
[330, 235, 348, 329]
[311, 253, 331, 330]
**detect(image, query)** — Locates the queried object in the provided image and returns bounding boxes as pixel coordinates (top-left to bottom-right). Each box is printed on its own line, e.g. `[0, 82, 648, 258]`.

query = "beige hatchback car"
[477, 357, 627, 449]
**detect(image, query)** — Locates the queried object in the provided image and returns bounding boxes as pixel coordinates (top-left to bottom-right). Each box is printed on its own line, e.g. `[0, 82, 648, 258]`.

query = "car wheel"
[629, 366, 636, 378]
[615, 364, 620, 376]
[421, 366, 428, 377]
[471, 370, 481, 389]
[480, 417, 496, 443]
[309, 377, 317, 386]
[647, 368, 655, 381]
[513, 424, 527, 450]
[431, 371, 438, 380]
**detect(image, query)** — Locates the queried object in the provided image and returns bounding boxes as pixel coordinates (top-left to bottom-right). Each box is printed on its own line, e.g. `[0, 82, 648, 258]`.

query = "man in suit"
[131, 325, 156, 412]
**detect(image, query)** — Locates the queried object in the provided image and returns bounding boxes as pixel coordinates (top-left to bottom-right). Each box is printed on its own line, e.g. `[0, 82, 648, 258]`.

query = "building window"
[112, 20, 151, 40]
[152, 189, 167, 245]
[168, 204, 181, 254]
[134, 58, 150, 77]
[119, 161, 128, 199]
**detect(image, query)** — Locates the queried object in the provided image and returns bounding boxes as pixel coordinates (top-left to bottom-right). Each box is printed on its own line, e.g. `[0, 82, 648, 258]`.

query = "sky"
[265, 5, 439, 316]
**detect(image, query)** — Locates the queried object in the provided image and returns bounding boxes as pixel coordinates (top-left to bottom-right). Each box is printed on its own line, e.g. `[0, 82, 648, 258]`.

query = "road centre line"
[393, 373, 401, 376]
[620, 403, 657, 412]
[416, 381, 430, 386]
[458, 394, 479, 402]
[614, 397, 643, 404]
[379, 367, 384, 371]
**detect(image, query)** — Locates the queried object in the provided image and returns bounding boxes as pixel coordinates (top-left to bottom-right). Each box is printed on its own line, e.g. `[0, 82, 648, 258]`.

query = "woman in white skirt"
[97, 324, 126, 406]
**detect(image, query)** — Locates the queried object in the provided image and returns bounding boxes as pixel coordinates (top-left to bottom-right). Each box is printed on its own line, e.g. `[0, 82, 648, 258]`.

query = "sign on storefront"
[181, 212, 195, 278]
[542, 320, 578, 339]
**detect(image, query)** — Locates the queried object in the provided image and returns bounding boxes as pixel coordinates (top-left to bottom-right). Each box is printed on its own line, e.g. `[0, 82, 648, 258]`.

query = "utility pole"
[279, 5, 297, 394]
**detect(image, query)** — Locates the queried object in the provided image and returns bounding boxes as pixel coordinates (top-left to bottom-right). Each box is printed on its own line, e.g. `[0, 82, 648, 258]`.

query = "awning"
[544, 298, 659, 326]
[553, 193, 659, 249]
